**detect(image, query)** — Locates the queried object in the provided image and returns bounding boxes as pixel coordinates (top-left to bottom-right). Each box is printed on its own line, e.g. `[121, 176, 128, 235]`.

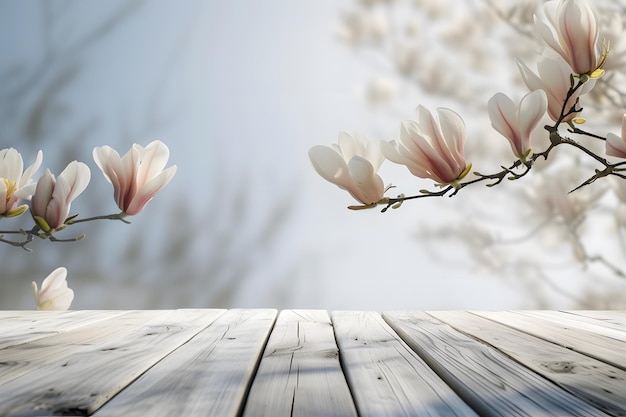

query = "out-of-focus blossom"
[381, 105, 470, 186]
[338, 12, 388, 45]
[366, 77, 397, 105]
[93, 140, 177, 216]
[606, 114, 626, 158]
[394, 44, 421, 76]
[0, 149, 42, 218]
[413, 0, 450, 19]
[517, 54, 594, 122]
[535, 0, 606, 76]
[526, 173, 603, 226]
[31, 161, 90, 231]
[31, 267, 74, 311]
[309, 132, 386, 208]
[488, 90, 548, 159]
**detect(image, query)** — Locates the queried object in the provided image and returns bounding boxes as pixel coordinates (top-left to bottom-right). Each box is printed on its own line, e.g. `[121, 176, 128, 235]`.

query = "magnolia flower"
[32, 267, 74, 310]
[0, 149, 43, 218]
[517, 54, 594, 123]
[31, 161, 91, 231]
[488, 90, 548, 159]
[381, 105, 470, 186]
[309, 132, 386, 208]
[606, 114, 626, 158]
[93, 140, 177, 216]
[535, 0, 605, 76]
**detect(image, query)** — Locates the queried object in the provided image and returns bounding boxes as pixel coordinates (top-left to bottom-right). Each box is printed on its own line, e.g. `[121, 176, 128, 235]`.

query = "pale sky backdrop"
[0, 0, 546, 310]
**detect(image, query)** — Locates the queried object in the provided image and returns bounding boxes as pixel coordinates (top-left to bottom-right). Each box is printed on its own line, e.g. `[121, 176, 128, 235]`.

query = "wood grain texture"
[0, 310, 176, 385]
[0, 309, 225, 417]
[430, 310, 626, 417]
[332, 311, 478, 417]
[383, 311, 608, 417]
[93, 309, 277, 417]
[564, 310, 626, 327]
[475, 310, 626, 371]
[0, 310, 127, 350]
[518, 311, 626, 342]
[242, 310, 357, 417]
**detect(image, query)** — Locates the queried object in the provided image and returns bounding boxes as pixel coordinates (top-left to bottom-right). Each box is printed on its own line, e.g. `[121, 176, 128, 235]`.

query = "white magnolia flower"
[309, 132, 386, 208]
[93, 140, 177, 216]
[517, 53, 595, 123]
[31, 161, 91, 231]
[0, 148, 43, 217]
[535, 0, 605, 76]
[32, 267, 74, 311]
[381, 105, 470, 186]
[488, 90, 547, 159]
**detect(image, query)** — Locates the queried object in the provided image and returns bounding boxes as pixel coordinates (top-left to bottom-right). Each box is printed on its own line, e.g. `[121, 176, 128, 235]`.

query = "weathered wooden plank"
[430, 310, 626, 417]
[0, 309, 225, 417]
[562, 310, 626, 329]
[332, 311, 478, 417]
[0, 310, 128, 349]
[0, 310, 178, 385]
[383, 311, 609, 417]
[242, 310, 357, 417]
[93, 309, 277, 417]
[519, 311, 626, 342]
[475, 310, 626, 371]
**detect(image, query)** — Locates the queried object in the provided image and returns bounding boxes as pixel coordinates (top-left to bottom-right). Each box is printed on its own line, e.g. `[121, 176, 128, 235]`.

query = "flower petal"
[518, 90, 548, 147]
[607, 133, 626, 159]
[347, 155, 384, 204]
[309, 145, 353, 189]
[125, 165, 177, 215]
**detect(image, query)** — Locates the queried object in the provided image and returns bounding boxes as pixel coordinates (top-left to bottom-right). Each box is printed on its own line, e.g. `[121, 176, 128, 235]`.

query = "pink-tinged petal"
[382, 139, 431, 180]
[534, 14, 568, 64]
[120, 146, 140, 210]
[309, 145, 353, 189]
[606, 133, 626, 159]
[31, 170, 55, 219]
[134, 140, 170, 188]
[43, 198, 66, 229]
[56, 161, 91, 205]
[93, 146, 118, 184]
[488, 93, 517, 142]
[94, 145, 133, 211]
[518, 90, 548, 146]
[558, 0, 598, 74]
[125, 165, 177, 215]
[437, 107, 466, 161]
[94, 146, 126, 207]
[389, 111, 468, 185]
[412, 108, 454, 170]
[621, 114, 626, 139]
[347, 156, 384, 204]
[516, 59, 544, 93]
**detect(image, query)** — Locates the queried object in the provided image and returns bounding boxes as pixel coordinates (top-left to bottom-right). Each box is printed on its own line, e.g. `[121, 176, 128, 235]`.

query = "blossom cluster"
[0, 140, 176, 309]
[311, 0, 623, 212]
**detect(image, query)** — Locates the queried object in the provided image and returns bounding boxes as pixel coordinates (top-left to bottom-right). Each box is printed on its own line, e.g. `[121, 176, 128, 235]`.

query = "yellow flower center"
[2, 178, 16, 205]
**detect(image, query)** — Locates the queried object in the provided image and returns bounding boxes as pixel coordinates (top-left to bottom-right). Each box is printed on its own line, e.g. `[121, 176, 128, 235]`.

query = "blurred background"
[1, 0, 625, 310]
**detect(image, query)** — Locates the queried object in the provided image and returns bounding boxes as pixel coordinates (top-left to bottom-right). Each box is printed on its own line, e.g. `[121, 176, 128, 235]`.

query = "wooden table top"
[0, 309, 624, 417]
